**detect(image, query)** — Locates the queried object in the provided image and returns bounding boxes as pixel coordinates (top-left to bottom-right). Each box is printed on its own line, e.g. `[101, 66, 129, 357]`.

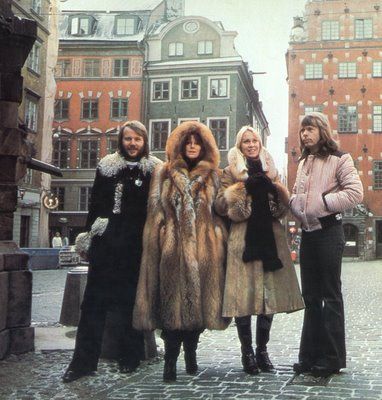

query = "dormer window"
[115, 16, 141, 35]
[169, 42, 183, 57]
[198, 41, 213, 55]
[70, 15, 95, 36]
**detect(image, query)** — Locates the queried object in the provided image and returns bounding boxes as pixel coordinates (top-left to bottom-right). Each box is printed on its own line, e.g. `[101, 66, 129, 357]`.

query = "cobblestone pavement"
[0, 260, 382, 399]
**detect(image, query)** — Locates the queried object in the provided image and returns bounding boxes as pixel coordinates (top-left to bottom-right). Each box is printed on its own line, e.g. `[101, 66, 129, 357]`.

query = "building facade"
[12, 0, 57, 247]
[287, 0, 382, 259]
[50, 0, 172, 244]
[145, 16, 269, 164]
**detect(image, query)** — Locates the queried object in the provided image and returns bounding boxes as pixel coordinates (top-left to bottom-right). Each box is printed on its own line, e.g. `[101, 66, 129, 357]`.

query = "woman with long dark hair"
[133, 121, 230, 382]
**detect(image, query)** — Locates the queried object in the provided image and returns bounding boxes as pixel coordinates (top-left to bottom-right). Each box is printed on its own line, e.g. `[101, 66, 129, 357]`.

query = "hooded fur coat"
[133, 122, 231, 331]
[215, 143, 304, 317]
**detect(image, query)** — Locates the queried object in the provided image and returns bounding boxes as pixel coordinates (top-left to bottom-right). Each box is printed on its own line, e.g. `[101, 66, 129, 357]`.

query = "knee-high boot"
[183, 330, 202, 375]
[235, 316, 259, 375]
[256, 314, 275, 372]
[162, 330, 182, 382]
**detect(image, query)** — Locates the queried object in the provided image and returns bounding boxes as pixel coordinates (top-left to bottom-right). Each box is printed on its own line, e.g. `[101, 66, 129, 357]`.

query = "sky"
[186, 0, 307, 171]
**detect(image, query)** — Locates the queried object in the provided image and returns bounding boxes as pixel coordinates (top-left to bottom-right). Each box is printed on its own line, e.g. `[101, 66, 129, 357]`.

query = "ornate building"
[287, 0, 382, 259]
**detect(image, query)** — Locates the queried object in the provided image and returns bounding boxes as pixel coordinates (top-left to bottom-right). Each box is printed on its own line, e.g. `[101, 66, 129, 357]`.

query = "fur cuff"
[273, 181, 290, 207]
[75, 217, 109, 260]
[224, 182, 252, 222]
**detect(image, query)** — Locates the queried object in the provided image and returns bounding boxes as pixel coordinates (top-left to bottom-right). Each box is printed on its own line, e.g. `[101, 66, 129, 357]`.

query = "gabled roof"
[60, 0, 163, 12]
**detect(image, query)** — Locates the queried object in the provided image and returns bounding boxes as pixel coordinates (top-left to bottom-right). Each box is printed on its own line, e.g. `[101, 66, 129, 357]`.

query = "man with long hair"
[290, 112, 363, 378]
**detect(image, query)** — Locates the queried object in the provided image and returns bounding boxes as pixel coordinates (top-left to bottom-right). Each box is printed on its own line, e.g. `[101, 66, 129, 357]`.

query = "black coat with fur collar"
[81, 152, 162, 309]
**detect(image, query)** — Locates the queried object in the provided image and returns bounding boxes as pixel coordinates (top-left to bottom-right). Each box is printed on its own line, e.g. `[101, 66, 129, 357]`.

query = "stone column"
[0, 1, 37, 359]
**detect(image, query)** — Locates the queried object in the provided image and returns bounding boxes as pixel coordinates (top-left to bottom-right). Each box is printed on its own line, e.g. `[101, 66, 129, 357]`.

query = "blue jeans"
[298, 224, 346, 369]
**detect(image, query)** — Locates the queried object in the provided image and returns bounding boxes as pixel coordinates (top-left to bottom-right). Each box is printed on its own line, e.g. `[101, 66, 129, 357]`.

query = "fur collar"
[98, 152, 162, 177]
[227, 147, 278, 182]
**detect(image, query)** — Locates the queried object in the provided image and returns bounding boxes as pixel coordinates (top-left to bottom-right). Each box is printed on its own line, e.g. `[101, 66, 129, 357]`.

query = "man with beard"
[62, 121, 162, 383]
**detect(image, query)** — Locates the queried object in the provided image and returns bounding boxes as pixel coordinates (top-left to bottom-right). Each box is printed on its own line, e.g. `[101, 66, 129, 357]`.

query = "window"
[115, 17, 136, 35]
[54, 99, 69, 120]
[209, 77, 228, 98]
[373, 161, 382, 189]
[51, 187, 65, 211]
[372, 61, 382, 77]
[108, 138, 118, 153]
[25, 97, 38, 132]
[52, 140, 69, 169]
[152, 80, 170, 101]
[305, 63, 323, 79]
[70, 16, 94, 36]
[180, 79, 199, 100]
[304, 105, 323, 114]
[31, 0, 41, 14]
[338, 62, 356, 78]
[81, 99, 98, 120]
[338, 105, 357, 133]
[151, 120, 170, 151]
[198, 41, 213, 55]
[169, 42, 183, 56]
[79, 140, 98, 168]
[322, 21, 339, 40]
[113, 59, 129, 77]
[27, 42, 41, 73]
[111, 98, 128, 119]
[56, 59, 71, 77]
[373, 105, 382, 132]
[79, 187, 92, 211]
[355, 19, 372, 39]
[22, 168, 33, 185]
[83, 59, 100, 77]
[208, 118, 228, 150]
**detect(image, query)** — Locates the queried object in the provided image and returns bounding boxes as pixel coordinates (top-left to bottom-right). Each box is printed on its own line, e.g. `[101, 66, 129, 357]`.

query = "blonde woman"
[215, 126, 304, 375]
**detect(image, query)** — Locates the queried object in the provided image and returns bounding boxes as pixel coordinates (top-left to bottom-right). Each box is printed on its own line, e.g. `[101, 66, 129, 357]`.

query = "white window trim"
[150, 78, 172, 103]
[207, 116, 229, 150]
[177, 117, 200, 125]
[207, 75, 230, 100]
[149, 118, 172, 152]
[179, 77, 201, 102]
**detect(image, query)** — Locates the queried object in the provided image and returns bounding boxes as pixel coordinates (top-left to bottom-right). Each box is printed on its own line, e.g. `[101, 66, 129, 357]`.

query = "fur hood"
[165, 121, 220, 171]
[98, 152, 162, 177]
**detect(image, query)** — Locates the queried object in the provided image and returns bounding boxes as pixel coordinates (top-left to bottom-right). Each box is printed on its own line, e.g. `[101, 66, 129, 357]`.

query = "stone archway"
[343, 223, 359, 257]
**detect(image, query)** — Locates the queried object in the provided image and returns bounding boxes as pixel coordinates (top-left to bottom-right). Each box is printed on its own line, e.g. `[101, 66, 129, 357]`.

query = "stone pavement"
[0, 260, 382, 399]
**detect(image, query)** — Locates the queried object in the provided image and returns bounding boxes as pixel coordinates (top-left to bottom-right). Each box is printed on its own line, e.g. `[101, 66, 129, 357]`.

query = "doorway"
[343, 223, 359, 257]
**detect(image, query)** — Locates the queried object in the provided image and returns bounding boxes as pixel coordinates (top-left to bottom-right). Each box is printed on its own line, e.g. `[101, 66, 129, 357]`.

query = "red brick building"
[287, 0, 382, 259]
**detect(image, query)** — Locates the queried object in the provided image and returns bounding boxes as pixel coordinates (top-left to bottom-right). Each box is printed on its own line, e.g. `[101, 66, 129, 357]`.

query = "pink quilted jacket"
[290, 151, 363, 232]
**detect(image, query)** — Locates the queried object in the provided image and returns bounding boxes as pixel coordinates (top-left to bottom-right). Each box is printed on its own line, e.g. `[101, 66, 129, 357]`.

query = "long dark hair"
[180, 130, 205, 169]
[299, 112, 339, 159]
[117, 120, 149, 159]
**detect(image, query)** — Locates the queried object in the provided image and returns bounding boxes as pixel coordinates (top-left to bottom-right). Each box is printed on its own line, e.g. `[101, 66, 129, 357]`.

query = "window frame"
[338, 62, 357, 79]
[52, 139, 69, 169]
[373, 160, 382, 190]
[31, 0, 42, 15]
[151, 79, 172, 102]
[113, 59, 129, 77]
[79, 187, 92, 211]
[169, 42, 184, 57]
[25, 97, 38, 132]
[149, 119, 171, 152]
[110, 98, 129, 120]
[81, 99, 99, 120]
[355, 18, 373, 39]
[27, 41, 41, 74]
[338, 105, 358, 133]
[69, 15, 94, 36]
[83, 59, 100, 77]
[179, 77, 201, 101]
[78, 140, 99, 169]
[372, 105, 382, 133]
[208, 76, 230, 99]
[197, 40, 213, 55]
[207, 117, 229, 150]
[54, 99, 70, 121]
[305, 63, 323, 80]
[114, 15, 140, 35]
[51, 187, 65, 211]
[372, 61, 382, 77]
[304, 105, 324, 114]
[321, 20, 339, 40]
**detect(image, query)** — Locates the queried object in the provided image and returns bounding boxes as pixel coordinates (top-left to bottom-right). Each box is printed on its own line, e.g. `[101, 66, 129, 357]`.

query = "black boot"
[236, 317, 259, 375]
[162, 331, 182, 382]
[256, 314, 275, 373]
[183, 331, 200, 375]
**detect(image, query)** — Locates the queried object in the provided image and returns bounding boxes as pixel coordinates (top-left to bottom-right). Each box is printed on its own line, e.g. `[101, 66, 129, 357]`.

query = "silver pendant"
[135, 178, 142, 187]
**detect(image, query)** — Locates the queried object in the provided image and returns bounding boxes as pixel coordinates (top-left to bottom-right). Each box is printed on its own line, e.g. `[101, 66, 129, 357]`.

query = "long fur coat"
[133, 122, 231, 331]
[215, 147, 304, 317]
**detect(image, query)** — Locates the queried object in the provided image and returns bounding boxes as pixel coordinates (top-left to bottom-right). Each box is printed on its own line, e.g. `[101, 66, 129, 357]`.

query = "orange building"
[287, 0, 382, 259]
[50, 1, 170, 243]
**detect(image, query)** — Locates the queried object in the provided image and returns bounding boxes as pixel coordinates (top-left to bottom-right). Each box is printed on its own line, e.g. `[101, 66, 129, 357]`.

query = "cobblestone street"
[0, 260, 381, 399]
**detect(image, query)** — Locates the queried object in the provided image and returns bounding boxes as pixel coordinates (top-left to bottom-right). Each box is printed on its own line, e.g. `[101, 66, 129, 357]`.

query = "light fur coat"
[215, 145, 304, 317]
[133, 122, 231, 331]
